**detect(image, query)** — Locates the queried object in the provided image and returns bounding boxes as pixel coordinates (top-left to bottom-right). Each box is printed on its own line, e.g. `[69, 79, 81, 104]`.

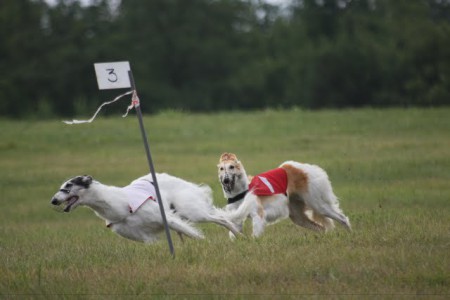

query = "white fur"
[284, 161, 349, 228]
[218, 154, 351, 239]
[51, 173, 239, 243]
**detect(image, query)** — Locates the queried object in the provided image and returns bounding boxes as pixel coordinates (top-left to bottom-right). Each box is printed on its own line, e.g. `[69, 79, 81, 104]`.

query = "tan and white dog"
[218, 153, 351, 238]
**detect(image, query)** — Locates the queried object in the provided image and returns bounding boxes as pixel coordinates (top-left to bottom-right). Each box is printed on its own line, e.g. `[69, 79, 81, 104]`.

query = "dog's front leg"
[251, 213, 265, 237]
[251, 199, 266, 238]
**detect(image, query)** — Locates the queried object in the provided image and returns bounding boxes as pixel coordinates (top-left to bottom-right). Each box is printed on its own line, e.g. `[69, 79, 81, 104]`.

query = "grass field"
[0, 108, 449, 298]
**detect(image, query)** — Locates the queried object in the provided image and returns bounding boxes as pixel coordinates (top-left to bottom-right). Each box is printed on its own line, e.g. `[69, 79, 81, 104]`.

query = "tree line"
[1, 0, 449, 118]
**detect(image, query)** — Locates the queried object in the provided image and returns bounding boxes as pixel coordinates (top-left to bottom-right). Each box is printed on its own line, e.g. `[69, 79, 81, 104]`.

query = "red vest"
[249, 168, 288, 196]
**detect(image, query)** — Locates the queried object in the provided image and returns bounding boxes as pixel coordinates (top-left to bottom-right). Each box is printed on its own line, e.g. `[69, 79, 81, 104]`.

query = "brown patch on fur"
[218, 152, 243, 171]
[219, 152, 237, 163]
[256, 195, 283, 209]
[281, 163, 309, 195]
[256, 198, 265, 218]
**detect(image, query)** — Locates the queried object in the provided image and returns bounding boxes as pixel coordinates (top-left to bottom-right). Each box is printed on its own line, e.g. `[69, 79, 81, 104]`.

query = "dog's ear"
[220, 152, 238, 163]
[72, 175, 93, 188]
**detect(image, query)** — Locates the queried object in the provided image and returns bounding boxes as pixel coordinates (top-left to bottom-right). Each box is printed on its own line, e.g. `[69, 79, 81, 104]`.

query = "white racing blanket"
[123, 178, 157, 213]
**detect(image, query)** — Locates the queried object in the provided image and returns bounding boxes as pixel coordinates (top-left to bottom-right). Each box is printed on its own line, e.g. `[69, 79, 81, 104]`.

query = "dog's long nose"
[51, 198, 59, 205]
[223, 177, 230, 184]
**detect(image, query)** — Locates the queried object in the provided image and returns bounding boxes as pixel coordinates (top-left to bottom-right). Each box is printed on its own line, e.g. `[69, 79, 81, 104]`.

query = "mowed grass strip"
[0, 108, 449, 297]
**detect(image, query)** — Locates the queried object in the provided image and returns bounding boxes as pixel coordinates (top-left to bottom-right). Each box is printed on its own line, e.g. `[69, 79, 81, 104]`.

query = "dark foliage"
[1, 0, 449, 117]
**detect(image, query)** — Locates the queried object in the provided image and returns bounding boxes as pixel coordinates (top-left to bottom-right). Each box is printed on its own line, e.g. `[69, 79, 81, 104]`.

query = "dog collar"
[227, 190, 248, 204]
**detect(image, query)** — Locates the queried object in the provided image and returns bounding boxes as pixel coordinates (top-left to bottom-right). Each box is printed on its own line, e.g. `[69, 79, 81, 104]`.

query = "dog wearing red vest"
[218, 153, 351, 238]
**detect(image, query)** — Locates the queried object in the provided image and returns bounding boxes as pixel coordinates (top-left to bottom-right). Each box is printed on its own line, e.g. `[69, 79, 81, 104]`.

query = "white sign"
[94, 61, 131, 90]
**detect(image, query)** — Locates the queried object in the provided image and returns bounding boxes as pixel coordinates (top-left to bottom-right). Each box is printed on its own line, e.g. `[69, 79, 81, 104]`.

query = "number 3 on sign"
[94, 61, 131, 90]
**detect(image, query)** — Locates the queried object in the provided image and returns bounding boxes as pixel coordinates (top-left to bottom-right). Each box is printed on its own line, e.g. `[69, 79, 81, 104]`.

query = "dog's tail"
[226, 196, 257, 224]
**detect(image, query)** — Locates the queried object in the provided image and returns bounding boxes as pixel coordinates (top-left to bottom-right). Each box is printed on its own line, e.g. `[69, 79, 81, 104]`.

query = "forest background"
[1, 0, 449, 118]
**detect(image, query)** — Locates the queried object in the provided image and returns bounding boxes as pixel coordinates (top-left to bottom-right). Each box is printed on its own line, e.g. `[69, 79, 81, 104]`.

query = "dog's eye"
[219, 167, 224, 171]
[229, 165, 235, 170]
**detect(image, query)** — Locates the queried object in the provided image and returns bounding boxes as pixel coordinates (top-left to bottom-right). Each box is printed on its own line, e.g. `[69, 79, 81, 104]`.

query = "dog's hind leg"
[288, 193, 325, 232]
[311, 182, 352, 231]
[311, 212, 335, 232]
[167, 216, 204, 240]
[320, 208, 352, 231]
[228, 221, 243, 240]
[208, 215, 242, 237]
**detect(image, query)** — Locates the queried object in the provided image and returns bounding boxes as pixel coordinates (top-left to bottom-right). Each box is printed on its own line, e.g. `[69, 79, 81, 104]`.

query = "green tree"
[0, 0, 48, 116]
[0, 0, 449, 118]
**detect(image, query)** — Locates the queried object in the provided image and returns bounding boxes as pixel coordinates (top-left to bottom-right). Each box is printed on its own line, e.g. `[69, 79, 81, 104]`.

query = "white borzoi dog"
[51, 173, 240, 243]
[218, 153, 351, 238]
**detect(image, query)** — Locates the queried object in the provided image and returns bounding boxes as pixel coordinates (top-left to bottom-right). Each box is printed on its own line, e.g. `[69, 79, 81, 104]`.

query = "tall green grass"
[0, 108, 449, 297]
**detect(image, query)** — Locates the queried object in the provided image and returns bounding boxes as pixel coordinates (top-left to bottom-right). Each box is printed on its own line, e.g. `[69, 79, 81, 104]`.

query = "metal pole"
[128, 70, 175, 257]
